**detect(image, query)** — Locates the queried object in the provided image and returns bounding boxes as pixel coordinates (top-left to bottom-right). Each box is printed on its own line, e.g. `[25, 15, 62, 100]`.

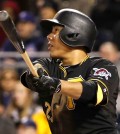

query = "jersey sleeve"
[80, 59, 119, 106]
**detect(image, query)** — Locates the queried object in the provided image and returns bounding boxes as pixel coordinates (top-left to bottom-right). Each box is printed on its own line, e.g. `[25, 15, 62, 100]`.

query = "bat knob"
[0, 10, 9, 21]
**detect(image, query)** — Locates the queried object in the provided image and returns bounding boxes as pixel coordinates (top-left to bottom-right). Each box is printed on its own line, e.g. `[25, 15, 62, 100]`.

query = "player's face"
[47, 25, 71, 58]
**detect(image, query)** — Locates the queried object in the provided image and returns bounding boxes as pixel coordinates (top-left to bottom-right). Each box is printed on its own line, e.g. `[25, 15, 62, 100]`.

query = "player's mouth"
[48, 42, 53, 50]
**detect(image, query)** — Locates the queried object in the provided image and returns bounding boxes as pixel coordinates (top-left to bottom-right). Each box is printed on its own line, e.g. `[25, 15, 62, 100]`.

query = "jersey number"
[45, 102, 53, 122]
[45, 76, 84, 121]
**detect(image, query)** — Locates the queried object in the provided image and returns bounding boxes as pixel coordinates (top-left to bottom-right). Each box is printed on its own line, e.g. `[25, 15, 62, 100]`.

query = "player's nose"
[47, 33, 54, 41]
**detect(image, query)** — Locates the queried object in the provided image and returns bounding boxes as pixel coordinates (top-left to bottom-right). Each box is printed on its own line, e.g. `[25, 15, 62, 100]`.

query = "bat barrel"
[0, 10, 25, 54]
[0, 10, 9, 21]
[0, 10, 38, 77]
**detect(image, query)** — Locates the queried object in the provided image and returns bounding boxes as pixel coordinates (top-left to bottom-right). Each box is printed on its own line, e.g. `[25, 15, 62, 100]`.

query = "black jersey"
[34, 56, 119, 134]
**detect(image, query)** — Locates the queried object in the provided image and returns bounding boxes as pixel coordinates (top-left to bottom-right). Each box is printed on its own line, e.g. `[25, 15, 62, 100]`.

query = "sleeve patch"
[93, 68, 111, 80]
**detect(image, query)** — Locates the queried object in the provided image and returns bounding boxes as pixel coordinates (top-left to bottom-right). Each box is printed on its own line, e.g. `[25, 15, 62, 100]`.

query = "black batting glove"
[21, 68, 47, 97]
[25, 71, 43, 92]
[24, 68, 61, 97]
[37, 68, 61, 94]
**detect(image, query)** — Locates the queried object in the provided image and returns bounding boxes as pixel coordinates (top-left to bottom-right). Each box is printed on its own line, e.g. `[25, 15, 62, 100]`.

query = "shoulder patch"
[93, 68, 111, 80]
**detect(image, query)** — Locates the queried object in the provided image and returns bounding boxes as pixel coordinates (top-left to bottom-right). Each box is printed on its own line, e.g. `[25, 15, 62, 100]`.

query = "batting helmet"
[40, 8, 97, 52]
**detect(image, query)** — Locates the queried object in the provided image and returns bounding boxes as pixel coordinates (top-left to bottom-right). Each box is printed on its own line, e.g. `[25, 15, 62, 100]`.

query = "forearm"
[60, 80, 83, 100]
[22, 68, 99, 104]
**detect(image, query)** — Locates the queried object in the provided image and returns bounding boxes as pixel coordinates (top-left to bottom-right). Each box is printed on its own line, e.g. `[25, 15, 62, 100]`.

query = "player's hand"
[25, 68, 61, 97]
[21, 68, 47, 97]
[38, 68, 61, 93]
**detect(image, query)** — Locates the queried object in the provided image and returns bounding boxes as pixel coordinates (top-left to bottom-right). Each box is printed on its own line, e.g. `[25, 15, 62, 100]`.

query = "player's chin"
[50, 52, 61, 59]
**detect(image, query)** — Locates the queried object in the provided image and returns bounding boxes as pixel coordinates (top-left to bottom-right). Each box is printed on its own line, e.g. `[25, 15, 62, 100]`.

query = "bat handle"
[21, 52, 39, 77]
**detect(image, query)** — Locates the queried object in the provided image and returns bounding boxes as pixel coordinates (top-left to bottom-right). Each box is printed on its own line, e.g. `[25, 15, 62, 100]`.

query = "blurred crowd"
[0, 68, 51, 134]
[0, 0, 120, 134]
[1, 0, 120, 52]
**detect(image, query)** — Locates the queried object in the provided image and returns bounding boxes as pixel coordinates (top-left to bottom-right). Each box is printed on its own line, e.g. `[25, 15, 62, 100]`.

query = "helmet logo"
[66, 33, 79, 41]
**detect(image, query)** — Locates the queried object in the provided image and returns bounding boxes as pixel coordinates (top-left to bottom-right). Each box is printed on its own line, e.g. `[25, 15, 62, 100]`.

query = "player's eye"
[52, 26, 59, 33]
[54, 28, 59, 33]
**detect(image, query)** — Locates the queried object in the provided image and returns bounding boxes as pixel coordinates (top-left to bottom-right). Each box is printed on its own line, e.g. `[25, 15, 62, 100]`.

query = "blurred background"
[0, 0, 120, 134]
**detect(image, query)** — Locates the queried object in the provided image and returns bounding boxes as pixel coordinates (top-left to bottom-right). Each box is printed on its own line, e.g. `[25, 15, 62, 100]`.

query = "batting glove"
[25, 68, 61, 97]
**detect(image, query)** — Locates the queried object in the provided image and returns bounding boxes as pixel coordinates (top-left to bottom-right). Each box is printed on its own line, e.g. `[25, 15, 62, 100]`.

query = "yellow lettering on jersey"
[66, 76, 84, 110]
[45, 102, 53, 122]
[66, 96, 75, 110]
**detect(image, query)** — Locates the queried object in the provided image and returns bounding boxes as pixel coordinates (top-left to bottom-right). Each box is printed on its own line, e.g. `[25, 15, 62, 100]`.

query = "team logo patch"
[93, 68, 111, 80]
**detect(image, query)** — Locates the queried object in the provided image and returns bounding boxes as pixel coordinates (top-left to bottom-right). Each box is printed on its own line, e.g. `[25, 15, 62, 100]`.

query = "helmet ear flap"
[59, 27, 90, 52]
[59, 27, 85, 47]
[66, 33, 80, 41]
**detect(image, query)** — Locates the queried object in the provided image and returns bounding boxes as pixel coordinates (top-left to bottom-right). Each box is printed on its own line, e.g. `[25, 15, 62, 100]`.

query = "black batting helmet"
[40, 8, 97, 52]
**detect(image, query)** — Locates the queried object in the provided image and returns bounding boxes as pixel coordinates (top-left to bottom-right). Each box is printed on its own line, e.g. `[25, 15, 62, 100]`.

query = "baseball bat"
[0, 10, 38, 77]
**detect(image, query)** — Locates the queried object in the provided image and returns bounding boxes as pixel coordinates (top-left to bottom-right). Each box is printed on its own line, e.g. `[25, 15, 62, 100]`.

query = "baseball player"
[21, 9, 119, 134]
